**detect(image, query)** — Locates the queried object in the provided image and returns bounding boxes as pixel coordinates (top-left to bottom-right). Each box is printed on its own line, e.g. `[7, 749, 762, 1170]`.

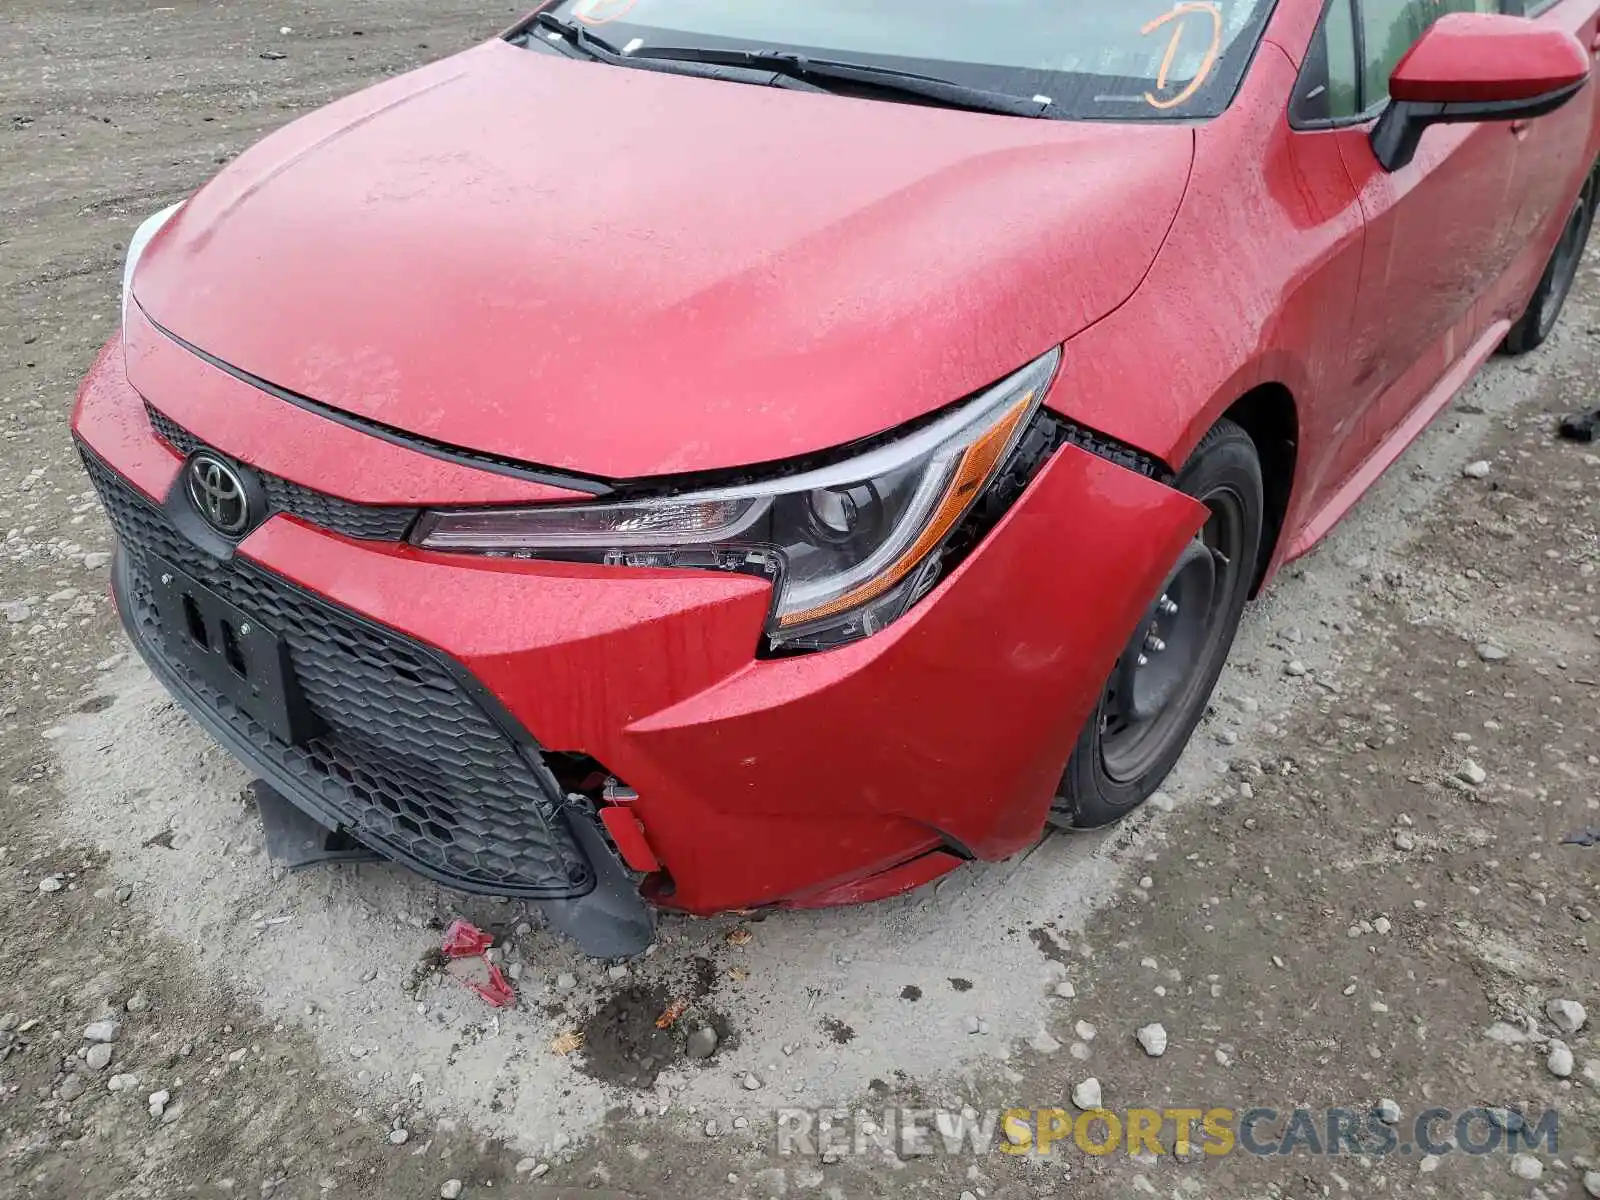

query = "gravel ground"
[3, 3, 1598, 1198]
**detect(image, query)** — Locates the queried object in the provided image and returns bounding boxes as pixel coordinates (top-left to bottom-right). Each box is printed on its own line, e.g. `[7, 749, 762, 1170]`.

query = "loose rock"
[1475, 642, 1508, 662]
[1072, 1077, 1102, 1111]
[38, 875, 63, 893]
[1135, 1023, 1168, 1057]
[83, 1020, 121, 1043]
[58, 1074, 85, 1102]
[85, 1043, 113, 1071]
[1375, 1098, 1401, 1125]
[742, 1073, 762, 1091]
[440, 1181, 463, 1200]
[1462, 460, 1491, 479]
[1509, 1153, 1543, 1181]
[1393, 831, 1416, 851]
[1029, 1028, 1062, 1054]
[1457, 760, 1487, 786]
[1549, 1041, 1575, 1078]
[685, 1026, 719, 1060]
[1548, 998, 1588, 1035]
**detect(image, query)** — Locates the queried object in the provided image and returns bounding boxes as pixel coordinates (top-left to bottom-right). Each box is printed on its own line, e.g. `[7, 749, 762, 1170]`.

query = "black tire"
[1049, 418, 1263, 829]
[1503, 170, 1596, 356]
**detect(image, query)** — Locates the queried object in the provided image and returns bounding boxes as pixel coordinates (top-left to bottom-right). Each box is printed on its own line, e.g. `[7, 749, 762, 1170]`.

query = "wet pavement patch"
[820, 1016, 855, 1044]
[576, 985, 680, 1088]
[1028, 926, 1071, 963]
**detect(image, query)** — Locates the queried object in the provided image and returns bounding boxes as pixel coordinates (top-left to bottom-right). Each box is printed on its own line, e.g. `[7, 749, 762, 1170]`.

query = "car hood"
[135, 40, 1193, 480]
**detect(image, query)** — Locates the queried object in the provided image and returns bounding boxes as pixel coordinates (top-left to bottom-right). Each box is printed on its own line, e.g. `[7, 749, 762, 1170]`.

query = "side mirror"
[1371, 12, 1590, 172]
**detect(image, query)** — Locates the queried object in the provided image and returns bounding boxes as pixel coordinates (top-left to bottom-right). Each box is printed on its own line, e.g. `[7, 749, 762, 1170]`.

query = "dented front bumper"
[73, 332, 1206, 927]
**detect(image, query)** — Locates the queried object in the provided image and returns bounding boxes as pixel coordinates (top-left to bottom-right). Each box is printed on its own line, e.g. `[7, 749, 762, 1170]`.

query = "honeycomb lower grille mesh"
[144, 401, 420, 542]
[79, 447, 593, 898]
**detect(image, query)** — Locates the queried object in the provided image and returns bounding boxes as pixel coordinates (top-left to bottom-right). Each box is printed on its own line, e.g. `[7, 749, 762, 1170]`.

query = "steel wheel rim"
[1099, 486, 1246, 783]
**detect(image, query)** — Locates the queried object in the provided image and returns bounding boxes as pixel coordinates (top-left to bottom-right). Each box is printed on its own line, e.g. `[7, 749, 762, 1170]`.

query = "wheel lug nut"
[1159, 597, 1179, 615]
[1145, 635, 1166, 653]
[1136, 653, 1149, 666]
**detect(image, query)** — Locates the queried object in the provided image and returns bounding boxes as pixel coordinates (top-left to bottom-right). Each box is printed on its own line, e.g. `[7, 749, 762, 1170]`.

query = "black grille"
[144, 401, 421, 542]
[80, 447, 593, 898]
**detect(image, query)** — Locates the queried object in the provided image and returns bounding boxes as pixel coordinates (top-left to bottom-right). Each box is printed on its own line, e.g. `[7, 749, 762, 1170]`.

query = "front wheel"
[1502, 171, 1596, 356]
[1049, 418, 1263, 829]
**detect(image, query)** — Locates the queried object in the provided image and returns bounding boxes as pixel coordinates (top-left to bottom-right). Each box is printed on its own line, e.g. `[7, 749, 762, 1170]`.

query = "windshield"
[536, 0, 1277, 119]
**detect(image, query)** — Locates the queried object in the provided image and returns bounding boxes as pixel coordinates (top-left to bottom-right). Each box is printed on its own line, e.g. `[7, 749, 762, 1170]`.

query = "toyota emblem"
[186, 453, 251, 535]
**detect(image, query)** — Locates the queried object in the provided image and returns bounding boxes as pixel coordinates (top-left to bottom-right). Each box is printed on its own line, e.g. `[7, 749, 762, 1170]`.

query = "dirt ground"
[2, 3, 1598, 1199]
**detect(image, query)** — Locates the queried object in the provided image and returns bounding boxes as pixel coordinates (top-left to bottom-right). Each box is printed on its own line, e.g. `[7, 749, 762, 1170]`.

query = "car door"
[1287, 0, 1522, 494]
[1498, 0, 1600, 306]
[1340, 0, 1530, 442]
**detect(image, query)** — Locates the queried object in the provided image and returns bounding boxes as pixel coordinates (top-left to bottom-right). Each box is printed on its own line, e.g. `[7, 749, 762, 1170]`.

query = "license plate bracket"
[148, 558, 320, 745]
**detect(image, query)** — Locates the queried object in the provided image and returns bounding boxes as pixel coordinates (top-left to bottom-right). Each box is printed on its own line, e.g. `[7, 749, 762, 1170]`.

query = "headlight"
[414, 348, 1060, 652]
[121, 202, 184, 333]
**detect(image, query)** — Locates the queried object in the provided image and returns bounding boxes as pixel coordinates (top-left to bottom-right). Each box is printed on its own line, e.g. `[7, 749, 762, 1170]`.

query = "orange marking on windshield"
[573, 0, 639, 26]
[1141, 2, 1223, 110]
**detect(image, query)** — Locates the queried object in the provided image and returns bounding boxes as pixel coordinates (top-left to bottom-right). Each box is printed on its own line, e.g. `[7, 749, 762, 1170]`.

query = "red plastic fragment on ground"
[471, 962, 516, 1008]
[439, 920, 516, 1007]
[441, 918, 494, 959]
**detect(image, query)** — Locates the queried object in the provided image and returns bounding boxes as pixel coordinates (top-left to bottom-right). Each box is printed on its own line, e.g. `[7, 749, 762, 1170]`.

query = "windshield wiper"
[633, 47, 1048, 117]
[529, 13, 1046, 118]
[529, 13, 825, 91]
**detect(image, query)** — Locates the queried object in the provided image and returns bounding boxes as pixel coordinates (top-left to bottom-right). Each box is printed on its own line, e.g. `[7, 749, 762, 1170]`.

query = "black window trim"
[1288, 0, 1377, 130]
[1289, 0, 1552, 132]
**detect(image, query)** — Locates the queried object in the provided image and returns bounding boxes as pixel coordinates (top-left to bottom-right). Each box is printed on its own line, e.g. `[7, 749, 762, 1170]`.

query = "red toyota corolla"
[74, 0, 1598, 954]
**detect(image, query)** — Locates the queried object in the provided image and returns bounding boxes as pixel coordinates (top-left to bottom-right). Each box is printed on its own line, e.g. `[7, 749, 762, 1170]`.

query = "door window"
[1292, 0, 1504, 124]
[1359, 0, 1501, 107]
[1290, 0, 1361, 121]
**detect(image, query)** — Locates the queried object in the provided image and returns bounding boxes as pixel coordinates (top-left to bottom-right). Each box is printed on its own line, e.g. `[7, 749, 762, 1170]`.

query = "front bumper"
[73, 332, 1206, 931]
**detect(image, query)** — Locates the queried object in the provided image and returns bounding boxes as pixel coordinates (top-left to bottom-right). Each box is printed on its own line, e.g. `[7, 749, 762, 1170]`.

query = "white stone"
[1548, 1041, 1575, 1078]
[1509, 1153, 1543, 1181]
[1071, 1078, 1102, 1111]
[1548, 998, 1588, 1035]
[1135, 1023, 1168, 1057]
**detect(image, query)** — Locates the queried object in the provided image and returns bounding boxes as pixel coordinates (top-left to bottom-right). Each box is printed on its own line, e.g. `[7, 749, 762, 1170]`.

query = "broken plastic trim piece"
[535, 812, 657, 957]
[254, 780, 381, 869]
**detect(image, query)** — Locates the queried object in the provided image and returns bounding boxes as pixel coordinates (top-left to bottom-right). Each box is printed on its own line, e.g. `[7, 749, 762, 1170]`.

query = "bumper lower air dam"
[84, 448, 652, 956]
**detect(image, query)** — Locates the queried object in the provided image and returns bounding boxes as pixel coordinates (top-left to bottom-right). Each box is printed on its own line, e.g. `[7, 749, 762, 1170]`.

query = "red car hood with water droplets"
[134, 39, 1193, 480]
